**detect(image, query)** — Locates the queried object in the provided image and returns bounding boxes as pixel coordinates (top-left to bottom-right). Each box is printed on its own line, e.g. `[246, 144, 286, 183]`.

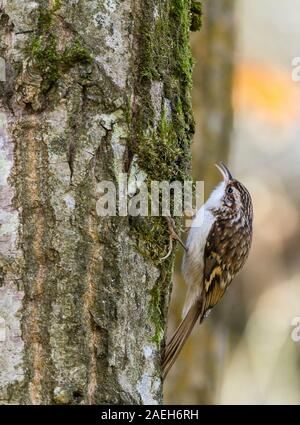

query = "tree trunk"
[0, 0, 196, 404]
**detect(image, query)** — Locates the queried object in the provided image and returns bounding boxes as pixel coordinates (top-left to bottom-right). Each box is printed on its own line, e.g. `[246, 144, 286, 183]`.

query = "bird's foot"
[160, 216, 188, 260]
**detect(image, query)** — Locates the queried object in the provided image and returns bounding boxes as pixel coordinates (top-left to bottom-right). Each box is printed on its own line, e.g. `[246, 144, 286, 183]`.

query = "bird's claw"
[160, 236, 173, 260]
[160, 216, 187, 261]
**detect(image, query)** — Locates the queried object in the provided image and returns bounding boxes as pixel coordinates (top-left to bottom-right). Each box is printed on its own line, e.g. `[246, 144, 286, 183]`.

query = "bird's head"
[206, 163, 253, 221]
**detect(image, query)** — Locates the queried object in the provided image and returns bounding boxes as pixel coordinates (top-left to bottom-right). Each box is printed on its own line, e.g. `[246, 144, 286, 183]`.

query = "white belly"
[181, 207, 215, 317]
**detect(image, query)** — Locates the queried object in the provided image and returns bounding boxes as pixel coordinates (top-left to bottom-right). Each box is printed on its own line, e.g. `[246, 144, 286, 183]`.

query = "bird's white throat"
[204, 181, 226, 210]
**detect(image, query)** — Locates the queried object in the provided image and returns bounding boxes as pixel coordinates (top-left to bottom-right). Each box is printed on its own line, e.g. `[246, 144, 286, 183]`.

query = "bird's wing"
[200, 219, 228, 321]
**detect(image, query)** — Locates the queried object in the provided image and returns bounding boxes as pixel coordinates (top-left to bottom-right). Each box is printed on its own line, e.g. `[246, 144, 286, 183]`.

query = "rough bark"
[0, 0, 196, 404]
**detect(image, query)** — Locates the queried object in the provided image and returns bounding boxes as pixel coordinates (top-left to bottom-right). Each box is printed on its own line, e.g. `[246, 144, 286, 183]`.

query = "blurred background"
[164, 0, 300, 404]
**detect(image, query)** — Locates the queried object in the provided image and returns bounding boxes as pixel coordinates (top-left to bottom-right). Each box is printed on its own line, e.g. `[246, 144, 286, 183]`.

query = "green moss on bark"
[31, 34, 61, 90]
[130, 0, 195, 253]
[150, 285, 164, 344]
[128, 0, 200, 345]
[30, 35, 92, 92]
[62, 40, 93, 68]
[28, 4, 92, 93]
[36, 0, 61, 31]
[138, 108, 183, 182]
[190, 1, 202, 31]
[132, 0, 194, 183]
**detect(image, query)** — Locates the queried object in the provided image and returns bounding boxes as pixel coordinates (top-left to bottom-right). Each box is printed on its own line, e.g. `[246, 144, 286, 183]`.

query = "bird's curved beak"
[215, 162, 233, 182]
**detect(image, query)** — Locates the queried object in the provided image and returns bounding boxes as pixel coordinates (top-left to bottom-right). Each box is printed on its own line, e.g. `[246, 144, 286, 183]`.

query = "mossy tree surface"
[0, 0, 198, 404]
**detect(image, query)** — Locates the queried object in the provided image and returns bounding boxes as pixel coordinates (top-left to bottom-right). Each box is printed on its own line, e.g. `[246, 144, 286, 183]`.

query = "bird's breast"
[182, 207, 215, 286]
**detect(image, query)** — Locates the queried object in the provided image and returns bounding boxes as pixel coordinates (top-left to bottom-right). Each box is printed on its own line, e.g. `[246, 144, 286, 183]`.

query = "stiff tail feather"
[162, 300, 202, 380]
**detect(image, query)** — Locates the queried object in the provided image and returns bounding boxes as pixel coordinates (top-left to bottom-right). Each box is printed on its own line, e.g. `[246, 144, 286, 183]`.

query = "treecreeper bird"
[162, 163, 253, 379]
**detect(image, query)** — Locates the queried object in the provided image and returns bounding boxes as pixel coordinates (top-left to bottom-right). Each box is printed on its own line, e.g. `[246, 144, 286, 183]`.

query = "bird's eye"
[226, 187, 233, 194]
